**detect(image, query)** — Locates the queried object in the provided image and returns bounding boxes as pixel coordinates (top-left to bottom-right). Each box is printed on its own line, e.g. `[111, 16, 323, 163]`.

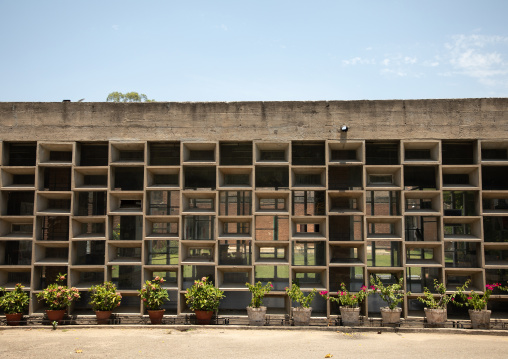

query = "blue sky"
[1, 0, 507, 102]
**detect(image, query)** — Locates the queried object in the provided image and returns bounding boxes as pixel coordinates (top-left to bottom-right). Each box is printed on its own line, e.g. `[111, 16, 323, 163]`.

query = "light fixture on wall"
[341, 125, 348, 132]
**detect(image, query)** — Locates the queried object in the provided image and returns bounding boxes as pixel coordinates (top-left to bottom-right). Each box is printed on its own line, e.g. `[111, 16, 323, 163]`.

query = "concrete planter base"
[469, 309, 491, 329]
[424, 308, 447, 326]
[292, 307, 312, 326]
[247, 306, 266, 326]
[380, 307, 402, 324]
[340, 307, 360, 326]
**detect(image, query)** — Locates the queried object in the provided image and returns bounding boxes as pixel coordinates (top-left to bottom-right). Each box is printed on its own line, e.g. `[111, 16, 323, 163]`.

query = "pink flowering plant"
[185, 277, 224, 311]
[138, 276, 169, 310]
[286, 283, 317, 308]
[0, 284, 30, 314]
[246, 281, 273, 308]
[370, 276, 409, 310]
[89, 281, 122, 311]
[36, 273, 80, 310]
[320, 283, 375, 308]
[454, 280, 501, 311]
[417, 279, 456, 309]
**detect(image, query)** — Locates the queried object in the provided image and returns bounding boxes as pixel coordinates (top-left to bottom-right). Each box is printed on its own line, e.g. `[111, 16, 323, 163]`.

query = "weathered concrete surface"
[0, 99, 506, 141]
[1, 327, 508, 359]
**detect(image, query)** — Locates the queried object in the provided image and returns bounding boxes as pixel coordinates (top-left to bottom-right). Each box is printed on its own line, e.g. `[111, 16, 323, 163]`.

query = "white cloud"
[112, 25, 119, 31]
[445, 34, 508, 81]
[381, 68, 407, 77]
[342, 57, 376, 66]
[404, 56, 417, 64]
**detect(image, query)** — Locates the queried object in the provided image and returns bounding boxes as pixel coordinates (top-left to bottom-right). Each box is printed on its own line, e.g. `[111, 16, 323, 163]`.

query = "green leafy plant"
[138, 276, 169, 310]
[246, 281, 273, 308]
[286, 283, 317, 309]
[37, 273, 80, 310]
[320, 283, 374, 308]
[89, 282, 122, 311]
[185, 277, 225, 312]
[454, 280, 501, 311]
[370, 276, 409, 310]
[417, 279, 456, 309]
[0, 284, 30, 314]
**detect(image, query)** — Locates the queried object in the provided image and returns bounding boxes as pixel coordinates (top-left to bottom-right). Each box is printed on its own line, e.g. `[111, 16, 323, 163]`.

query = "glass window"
[443, 191, 477, 216]
[255, 216, 289, 241]
[74, 241, 105, 265]
[367, 241, 401, 267]
[219, 191, 251, 215]
[483, 216, 508, 242]
[292, 191, 325, 216]
[329, 216, 363, 241]
[76, 192, 106, 216]
[111, 216, 143, 241]
[147, 240, 179, 265]
[254, 265, 289, 291]
[219, 240, 252, 265]
[292, 241, 326, 266]
[405, 216, 439, 241]
[366, 191, 401, 216]
[444, 242, 479, 268]
[183, 216, 214, 240]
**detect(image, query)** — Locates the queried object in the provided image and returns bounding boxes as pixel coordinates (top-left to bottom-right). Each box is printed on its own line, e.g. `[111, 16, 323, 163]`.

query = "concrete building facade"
[0, 98, 507, 319]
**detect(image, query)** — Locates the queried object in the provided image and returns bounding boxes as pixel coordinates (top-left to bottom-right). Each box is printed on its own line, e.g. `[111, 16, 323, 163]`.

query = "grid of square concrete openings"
[1, 140, 507, 318]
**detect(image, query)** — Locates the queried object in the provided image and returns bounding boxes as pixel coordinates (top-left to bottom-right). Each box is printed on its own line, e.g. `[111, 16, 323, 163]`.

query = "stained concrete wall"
[0, 98, 506, 141]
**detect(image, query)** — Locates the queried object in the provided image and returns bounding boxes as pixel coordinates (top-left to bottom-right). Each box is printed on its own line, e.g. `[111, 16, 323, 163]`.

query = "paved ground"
[1, 327, 508, 359]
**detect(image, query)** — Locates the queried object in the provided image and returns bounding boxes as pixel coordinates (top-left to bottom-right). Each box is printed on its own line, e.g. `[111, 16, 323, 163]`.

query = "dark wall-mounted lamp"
[341, 125, 348, 132]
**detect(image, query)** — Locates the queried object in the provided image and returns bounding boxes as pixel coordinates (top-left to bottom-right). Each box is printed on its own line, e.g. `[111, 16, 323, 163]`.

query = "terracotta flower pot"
[247, 306, 266, 326]
[380, 307, 402, 324]
[194, 310, 214, 325]
[148, 309, 165, 324]
[424, 308, 447, 326]
[46, 309, 66, 325]
[292, 307, 312, 326]
[95, 310, 112, 325]
[340, 306, 360, 326]
[469, 309, 491, 329]
[5, 313, 23, 326]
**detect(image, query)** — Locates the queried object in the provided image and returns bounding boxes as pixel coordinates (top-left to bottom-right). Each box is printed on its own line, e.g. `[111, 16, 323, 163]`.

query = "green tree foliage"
[106, 91, 154, 102]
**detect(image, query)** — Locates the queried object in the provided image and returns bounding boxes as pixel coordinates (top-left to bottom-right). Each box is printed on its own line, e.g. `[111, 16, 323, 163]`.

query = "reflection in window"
[184, 216, 214, 240]
[367, 241, 401, 267]
[219, 240, 252, 265]
[443, 191, 476, 216]
[147, 240, 179, 265]
[292, 241, 326, 266]
[292, 191, 325, 216]
[148, 191, 179, 215]
[219, 191, 251, 215]
[444, 242, 478, 268]
[255, 216, 289, 241]
[366, 191, 400, 216]
[111, 216, 143, 241]
[405, 216, 439, 241]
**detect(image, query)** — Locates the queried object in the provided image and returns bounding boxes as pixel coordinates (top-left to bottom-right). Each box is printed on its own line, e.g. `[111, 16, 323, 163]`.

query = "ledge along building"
[0, 98, 507, 320]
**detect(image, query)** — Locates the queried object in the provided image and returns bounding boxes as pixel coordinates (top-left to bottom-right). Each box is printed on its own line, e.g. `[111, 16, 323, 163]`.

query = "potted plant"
[36, 273, 80, 324]
[320, 283, 374, 326]
[0, 284, 30, 326]
[370, 276, 409, 324]
[245, 281, 273, 326]
[138, 276, 169, 324]
[286, 283, 317, 326]
[454, 280, 501, 329]
[417, 279, 456, 326]
[89, 281, 122, 324]
[185, 277, 224, 324]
